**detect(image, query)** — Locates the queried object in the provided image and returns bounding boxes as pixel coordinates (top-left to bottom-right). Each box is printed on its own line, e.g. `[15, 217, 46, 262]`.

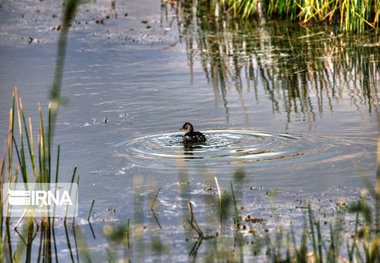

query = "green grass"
[0, 89, 80, 262]
[173, 0, 379, 32]
[0, 0, 81, 261]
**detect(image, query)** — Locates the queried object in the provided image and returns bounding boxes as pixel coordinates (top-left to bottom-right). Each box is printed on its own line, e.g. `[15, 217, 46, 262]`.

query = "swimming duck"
[180, 122, 207, 143]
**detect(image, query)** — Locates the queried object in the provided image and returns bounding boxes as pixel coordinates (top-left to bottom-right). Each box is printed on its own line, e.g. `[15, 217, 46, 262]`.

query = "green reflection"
[166, 5, 379, 122]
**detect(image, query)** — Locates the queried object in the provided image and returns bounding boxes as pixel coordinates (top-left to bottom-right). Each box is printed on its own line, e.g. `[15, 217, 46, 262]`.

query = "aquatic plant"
[0, 0, 81, 261]
[264, 0, 380, 32]
[170, 0, 379, 32]
[0, 89, 80, 261]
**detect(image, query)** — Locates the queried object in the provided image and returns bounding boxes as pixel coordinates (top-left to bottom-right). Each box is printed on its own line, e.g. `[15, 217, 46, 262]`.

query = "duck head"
[180, 122, 194, 133]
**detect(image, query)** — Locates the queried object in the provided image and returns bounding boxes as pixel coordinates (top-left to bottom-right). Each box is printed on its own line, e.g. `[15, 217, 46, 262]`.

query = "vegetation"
[0, 89, 79, 262]
[0, 0, 81, 261]
[89, 159, 380, 262]
[172, 0, 379, 32]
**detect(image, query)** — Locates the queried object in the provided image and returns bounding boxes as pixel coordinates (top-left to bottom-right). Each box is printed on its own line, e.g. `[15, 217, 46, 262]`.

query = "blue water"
[0, 0, 378, 261]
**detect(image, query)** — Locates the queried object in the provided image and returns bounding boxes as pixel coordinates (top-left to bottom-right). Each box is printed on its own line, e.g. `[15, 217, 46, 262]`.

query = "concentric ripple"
[113, 130, 350, 170]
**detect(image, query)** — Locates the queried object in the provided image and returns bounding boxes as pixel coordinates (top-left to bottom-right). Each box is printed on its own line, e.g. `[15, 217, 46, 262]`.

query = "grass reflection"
[165, 4, 379, 122]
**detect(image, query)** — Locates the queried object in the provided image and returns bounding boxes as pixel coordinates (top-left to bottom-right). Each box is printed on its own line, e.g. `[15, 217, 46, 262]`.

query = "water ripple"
[113, 130, 352, 170]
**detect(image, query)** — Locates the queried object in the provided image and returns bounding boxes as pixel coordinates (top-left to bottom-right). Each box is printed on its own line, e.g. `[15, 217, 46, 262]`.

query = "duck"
[180, 122, 207, 143]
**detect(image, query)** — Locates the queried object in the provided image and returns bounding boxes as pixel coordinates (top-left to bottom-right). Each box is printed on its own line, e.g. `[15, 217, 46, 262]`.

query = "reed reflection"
[164, 3, 380, 123]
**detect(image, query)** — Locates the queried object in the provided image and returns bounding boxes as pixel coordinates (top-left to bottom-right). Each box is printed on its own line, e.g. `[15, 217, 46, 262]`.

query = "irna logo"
[3, 183, 78, 218]
[8, 189, 73, 206]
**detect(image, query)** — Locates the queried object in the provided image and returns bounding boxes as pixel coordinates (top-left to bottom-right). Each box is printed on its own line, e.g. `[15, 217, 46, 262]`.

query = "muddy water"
[0, 0, 379, 261]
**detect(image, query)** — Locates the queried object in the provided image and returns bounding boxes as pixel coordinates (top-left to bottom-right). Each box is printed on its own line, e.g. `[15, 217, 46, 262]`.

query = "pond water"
[0, 0, 379, 261]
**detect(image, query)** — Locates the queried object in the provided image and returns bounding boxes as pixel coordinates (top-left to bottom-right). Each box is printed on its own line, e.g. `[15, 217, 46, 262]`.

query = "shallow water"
[115, 130, 372, 171]
[0, 0, 379, 261]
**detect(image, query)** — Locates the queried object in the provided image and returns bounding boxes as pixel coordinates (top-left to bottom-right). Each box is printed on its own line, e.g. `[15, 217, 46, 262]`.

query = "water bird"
[180, 122, 207, 143]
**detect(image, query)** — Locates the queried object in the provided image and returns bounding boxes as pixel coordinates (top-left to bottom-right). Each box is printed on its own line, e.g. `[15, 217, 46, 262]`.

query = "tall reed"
[174, 0, 379, 32]
[1, 0, 81, 261]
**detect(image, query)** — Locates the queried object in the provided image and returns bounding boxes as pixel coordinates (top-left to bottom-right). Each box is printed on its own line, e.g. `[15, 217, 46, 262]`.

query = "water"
[0, 0, 379, 261]
[115, 130, 369, 171]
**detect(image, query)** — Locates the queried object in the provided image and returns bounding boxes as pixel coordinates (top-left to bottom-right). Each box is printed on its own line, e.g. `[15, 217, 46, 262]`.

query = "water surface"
[0, 0, 379, 261]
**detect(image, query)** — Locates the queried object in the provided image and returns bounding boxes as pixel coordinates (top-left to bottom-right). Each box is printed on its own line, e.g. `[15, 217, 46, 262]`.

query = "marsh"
[0, 0, 378, 261]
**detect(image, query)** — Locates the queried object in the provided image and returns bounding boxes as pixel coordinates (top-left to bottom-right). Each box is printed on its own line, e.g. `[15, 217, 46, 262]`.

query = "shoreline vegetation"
[169, 0, 379, 32]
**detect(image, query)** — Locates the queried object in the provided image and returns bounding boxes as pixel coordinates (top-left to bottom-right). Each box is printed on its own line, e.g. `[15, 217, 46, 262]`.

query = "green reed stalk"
[25, 217, 34, 263]
[11, 136, 25, 183]
[73, 187, 80, 263]
[5, 222, 12, 263]
[88, 199, 95, 222]
[8, 93, 15, 184]
[18, 99, 37, 184]
[214, 177, 223, 235]
[15, 93, 28, 185]
[126, 218, 131, 249]
[316, 219, 323, 263]
[307, 204, 319, 262]
[38, 103, 46, 183]
[64, 220, 75, 263]
[47, 104, 52, 183]
[50, 0, 80, 133]
[51, 144, 60, 262]
[229, 181, 239, 226]
[64, 166, 77, 223]
[36, 220, 43, 263]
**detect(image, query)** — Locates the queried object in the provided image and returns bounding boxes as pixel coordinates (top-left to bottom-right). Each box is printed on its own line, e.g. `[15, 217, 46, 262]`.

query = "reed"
[87, 199, 96, 222]
[0, 0, 81, 261]
[0, 88, 80, 262]
[172, 0, 379, 32]
[264, 0, 380, 32]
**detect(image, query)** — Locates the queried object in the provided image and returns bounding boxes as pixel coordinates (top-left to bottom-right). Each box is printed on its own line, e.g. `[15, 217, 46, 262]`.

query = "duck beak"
[180, 128, 185, 131]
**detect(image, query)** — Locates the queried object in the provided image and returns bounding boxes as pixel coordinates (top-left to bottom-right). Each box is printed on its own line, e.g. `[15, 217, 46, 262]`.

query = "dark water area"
[0, 0, 379, 261]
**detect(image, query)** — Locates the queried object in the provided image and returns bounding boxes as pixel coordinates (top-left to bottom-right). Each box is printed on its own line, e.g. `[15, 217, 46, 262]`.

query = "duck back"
[183, 131, 207, 143]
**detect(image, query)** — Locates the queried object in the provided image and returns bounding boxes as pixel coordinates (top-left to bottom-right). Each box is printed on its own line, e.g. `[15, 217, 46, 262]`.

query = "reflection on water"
[164, 3, 379, 122]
